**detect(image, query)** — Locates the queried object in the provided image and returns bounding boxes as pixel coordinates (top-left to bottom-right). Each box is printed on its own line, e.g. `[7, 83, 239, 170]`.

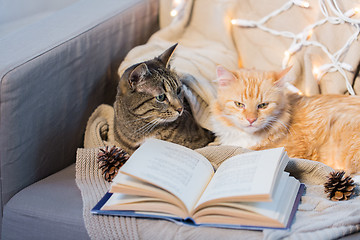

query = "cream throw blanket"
[76, 104, 360, 240]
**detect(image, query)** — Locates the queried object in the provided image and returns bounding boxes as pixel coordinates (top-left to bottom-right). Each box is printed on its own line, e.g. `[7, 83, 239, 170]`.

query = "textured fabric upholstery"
[1, 165, 89, 240]
[0, 0, 79, 36]
[0, 0, 159, 238]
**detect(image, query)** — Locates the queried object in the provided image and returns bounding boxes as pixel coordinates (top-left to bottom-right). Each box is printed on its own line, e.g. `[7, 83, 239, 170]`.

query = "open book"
[92, 138, 304, 230]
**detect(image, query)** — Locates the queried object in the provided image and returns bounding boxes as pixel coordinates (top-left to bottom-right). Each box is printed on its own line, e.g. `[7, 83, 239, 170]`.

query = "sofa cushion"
[0, 0, 79, 37]
[1, 164, 89, 240]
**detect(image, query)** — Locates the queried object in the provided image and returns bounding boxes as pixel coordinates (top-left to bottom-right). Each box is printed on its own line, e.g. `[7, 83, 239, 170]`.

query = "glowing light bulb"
[170, 0, 184, 17]
[293, 0, 310, 8]
[301, 1, 310, 8]
[285, 82, 303, 95]
[345, 7, 359, 17]
[170, 9, 178, 17]
[312, 66, 320, 79]
[306, 28, 313, 40]
[282, 44, 302, 68]
[282, 51, 291, 68]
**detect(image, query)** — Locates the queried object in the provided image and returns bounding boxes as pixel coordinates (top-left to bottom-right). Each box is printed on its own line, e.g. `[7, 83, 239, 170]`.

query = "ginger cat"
[211, 65, 360, 173]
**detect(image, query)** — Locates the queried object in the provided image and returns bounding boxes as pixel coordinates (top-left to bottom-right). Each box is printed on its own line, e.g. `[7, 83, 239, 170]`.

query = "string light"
[312, 66, 320, 80]
[170, 0, 186, 18]
[231, 0, 360, 95]
[285, 82, 303, 95]
[170, 9, 178, 17]
[282, 51, 291, 68]
[293, 0, 310, 8]
[306, 28, 313, 40]
[231, 19, 257, 27]
[345, 7, 360, 18]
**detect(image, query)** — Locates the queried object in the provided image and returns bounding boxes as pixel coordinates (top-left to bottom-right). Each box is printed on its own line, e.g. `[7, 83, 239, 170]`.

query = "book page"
[193, 173, 300, 228]
[216, 172, 295, 218]
[194, 148, 287, 209]
[105, 193, 157, 206]
[118, 138, 214, 213]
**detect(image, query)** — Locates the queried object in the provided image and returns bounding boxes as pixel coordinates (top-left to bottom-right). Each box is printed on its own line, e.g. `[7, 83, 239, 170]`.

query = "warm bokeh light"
[293, 0, 310, 8]
[170, 9, 178, 17]
[306, 28, 313, 40]
[312, 66, 320, 79]
[300, 1, 310, 8]
[173, 0, 182, 5]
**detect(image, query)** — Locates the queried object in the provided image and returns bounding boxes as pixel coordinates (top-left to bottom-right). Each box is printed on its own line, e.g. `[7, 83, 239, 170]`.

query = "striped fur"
[211, 66, 360, 173]
[114, 45, 214, 154]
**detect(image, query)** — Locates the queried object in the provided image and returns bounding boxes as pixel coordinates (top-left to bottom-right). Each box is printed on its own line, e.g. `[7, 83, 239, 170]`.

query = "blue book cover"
[91, 184, 305, 230]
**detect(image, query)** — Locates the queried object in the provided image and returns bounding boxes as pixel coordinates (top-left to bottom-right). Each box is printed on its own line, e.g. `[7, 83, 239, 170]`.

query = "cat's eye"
[258, 103, 269, 109]
[234, 101, 245, 108]
[155, 94, 166, 102]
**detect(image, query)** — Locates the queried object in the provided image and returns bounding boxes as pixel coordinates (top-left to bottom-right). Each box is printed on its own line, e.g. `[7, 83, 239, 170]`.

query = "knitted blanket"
[75, 104, 360, 240]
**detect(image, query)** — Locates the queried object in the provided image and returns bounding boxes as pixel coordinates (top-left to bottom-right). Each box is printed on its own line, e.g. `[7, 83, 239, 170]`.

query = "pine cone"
[97, 146, 129, 182]
[324, 171, 355, 201]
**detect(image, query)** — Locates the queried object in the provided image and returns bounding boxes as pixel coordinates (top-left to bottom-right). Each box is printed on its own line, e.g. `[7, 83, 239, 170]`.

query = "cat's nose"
[176, 108, 183, 114]
[247, 118, 257, 124]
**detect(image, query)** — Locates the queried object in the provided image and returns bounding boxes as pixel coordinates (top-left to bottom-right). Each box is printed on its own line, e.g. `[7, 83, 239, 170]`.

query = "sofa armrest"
[0, 0, 159, 210]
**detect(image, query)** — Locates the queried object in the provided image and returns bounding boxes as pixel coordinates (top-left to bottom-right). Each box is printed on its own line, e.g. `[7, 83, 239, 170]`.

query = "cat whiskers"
[277, 120, 291, 134]
[135, 119, 160, 135]
[124, 115, 154, 124]
[146, 119, 162, 133]
[135, 109, 184, 135]
[266, 117, 291, 135]
[182, 109, 192, 119]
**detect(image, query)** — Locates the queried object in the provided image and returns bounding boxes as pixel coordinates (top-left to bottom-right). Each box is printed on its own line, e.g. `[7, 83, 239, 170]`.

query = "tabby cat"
[211, 65, 360, 173]
[113, 44, 214, 155]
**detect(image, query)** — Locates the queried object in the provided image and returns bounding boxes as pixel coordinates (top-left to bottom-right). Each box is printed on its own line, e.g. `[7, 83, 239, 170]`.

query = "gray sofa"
[0, 0, 159, 238]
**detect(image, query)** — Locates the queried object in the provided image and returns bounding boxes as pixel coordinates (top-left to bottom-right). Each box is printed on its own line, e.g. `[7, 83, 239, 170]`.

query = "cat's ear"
[128, 63, 149, 89]
[158, 43, 178, 68]
[216, 65, 236, 87]
[274, 66, 292, 86]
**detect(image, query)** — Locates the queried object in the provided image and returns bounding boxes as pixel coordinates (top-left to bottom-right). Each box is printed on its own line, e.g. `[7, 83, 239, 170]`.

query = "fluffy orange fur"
[211, 66, 360, 173]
